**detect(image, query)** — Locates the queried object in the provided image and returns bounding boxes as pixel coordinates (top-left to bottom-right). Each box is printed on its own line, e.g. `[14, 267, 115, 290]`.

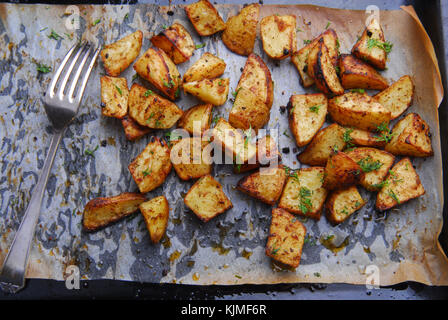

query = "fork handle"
[0, 129, 65, 293]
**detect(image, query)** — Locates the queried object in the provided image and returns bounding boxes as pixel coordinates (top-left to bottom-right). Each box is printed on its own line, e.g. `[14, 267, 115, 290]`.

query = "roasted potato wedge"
[374, 75, 414, 119]
[184, 175, 233, 222]
[229, 87, 271, 131]
[260, 14, 297, 60]
[266, 208, 306, 269]
[328, 92, 391, 131]
[83, 192, 146, 231]
[307, 39, 344, 96]
[128, 137, 172, 193]
[233, 135, 281, 173]
[346, 147, 395, 191]
[323, 151, 363, 190]
[100, 30, 143, 76]
[298, 123, 346, 166]
[278, 167, 328, 220]
[133, 47, 181, 100]
[345, 127, 386, 148]
[339, 54, 389, 90]
[139, 196, 169, 244]
[213, 118, 257, 164]
[183, 78, 229, 106]
[376, 158, 425, 211]
[128, 83, 183, 129]
[121, 115, 151, 141]
[177, 103, 213, 135]
[185, 0, 226, 36]
[236, 165, 287, 205]
[150, 23, 195, 64]
[183, 52, 226, 83]
[100, 76, 129, 119]
[385, 113, 433, 157]
[326, 186, 365, 225]
[236, 53, 274, 109]
[291, 29, 339, 87]
[222, 3, 259, 56]
[352, 18, 388, 70]
[289, 93, 327, 147]
[170, 137, 213, 180]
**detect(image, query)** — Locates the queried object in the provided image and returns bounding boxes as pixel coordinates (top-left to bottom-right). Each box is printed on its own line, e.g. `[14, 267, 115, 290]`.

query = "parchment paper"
[0, 3, 447, 286]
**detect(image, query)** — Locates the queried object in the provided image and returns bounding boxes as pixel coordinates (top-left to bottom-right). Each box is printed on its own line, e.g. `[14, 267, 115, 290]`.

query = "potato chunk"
[184, 175, 233, 222]
[236, 165, 287, 205]
[385, 113, 433, 157]
[121, 115, 151, 141]
[346, 147, 395, 191]
[326, 186, 365, 225]
[139, 196, 169, 244]
[352, 18, 388, 70]
[100, 76, 129, 119]
[100, 30, 143, 76]
[345, 127, 386, 148]
[307, 39, 344, 96]
[222, 3, 259, 56]
[376, 158, 425, 211]
[323, 151, 363, 190]
[183, 52, 226, 83]
[297, 123, 346, 166]
[185, 0, 226, 36]
[83, 192, 146, 231]
[177, 103, 213, 135]
[128, 138, 172, 193]
[374, 75, 414, 119]
[291, 29, 339, 87]
[289, 93, 327, 147]
[229, 87, 271, 131]
[278, 167, 328, 220]
[260, 15, 297, 60]
[128, 84, 183, 129]
[236, 53, 274, 109]
[233, 135, 281, 173]
[328, 92, 391, 131]
[133, 47, 181, 100]
[212, 118, 257, 164]
[150, 23, 195, 64]
[170, 137, 212, 180]
[266, 208, 306, 269]
[339, 54, 389, 90]
[183, 78, 229, 106]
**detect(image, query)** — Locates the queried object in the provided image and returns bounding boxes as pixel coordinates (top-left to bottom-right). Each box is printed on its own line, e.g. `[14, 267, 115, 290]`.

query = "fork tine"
[46, 43, 78, 97]
[74, 46, 100, 104]
[67, 46, 94, 102]
[56, 43, 89, 100]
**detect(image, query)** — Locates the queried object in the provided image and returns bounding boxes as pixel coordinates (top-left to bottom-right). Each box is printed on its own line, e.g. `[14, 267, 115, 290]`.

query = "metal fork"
[0, 42, 100, 294]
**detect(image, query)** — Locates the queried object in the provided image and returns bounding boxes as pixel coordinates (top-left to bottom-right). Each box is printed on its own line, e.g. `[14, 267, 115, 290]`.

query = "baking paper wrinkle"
[0, 3, 447, 286]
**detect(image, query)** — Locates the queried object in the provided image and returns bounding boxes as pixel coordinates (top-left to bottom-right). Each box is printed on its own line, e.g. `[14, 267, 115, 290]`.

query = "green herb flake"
[314, 272, 321, 277]
[309, 104, 322, 114]
[48, 29, 63, 41]
[40, 27, 48, 32]
[367, 38, 393, 53]
[371, 179, 390, 190]
[231, 87, 242, 98]
[325, 21, 331, 29]
[234, 275, 242, 279]
[114, 84, 123, 96]
[298, 187, 312, 214]
[124, 13, 129, 20]
[84, 145, 99, 157]
[357, 156, 383, 173]
[195, 43, 206, 49]
[303, 39, 311, 45]
[388, 189, 400, 204]
[350, 88, 365, 94]
[92, 19, 101, 26]
[144, 89, 153, 97]
[36, 63, 52, 74]
[142, 168, 152, 177]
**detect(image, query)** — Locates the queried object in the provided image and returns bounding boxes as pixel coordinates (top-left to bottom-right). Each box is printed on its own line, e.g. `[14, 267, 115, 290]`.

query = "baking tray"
[0, 0, 447, 299]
